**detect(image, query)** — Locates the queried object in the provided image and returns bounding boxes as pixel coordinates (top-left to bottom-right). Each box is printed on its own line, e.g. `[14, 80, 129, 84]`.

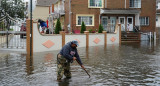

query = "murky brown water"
[0, 41, 160, 86]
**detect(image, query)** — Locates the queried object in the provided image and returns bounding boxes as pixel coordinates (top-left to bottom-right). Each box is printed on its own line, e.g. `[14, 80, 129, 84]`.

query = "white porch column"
[135, 14, 140, 26]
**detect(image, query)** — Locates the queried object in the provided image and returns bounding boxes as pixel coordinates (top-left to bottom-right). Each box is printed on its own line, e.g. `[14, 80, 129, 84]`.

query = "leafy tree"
[1, 0, 26, 18]
[80, 21, 86, 33]
[55, 18, 62, 34]
[98, 24, 103, 33]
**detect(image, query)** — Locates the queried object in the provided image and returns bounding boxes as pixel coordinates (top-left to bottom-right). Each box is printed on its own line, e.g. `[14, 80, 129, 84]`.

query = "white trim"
[127, 17, 133, 31]
[129, 0, 141, 8]
[88, 0, 104, 8]
[140, 17, 149, 26]
[76, 14, 95, 26]
[119, 17, 125, 31]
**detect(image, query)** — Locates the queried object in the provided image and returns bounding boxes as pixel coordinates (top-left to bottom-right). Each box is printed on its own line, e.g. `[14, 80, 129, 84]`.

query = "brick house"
[52, 0, 156, 34]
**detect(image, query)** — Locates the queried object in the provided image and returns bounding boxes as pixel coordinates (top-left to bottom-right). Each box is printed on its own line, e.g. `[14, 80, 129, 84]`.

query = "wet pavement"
[0, 41, 160, 86]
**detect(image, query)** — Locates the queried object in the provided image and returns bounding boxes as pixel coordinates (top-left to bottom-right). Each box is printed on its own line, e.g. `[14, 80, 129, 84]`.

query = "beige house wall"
[32, 6, 49, 21]
[54, 16, 65, 29]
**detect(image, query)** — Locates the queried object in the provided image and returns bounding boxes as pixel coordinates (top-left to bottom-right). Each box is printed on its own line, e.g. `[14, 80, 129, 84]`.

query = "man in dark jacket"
[38, 19, 47, 33]
[57, 40, 84, 81]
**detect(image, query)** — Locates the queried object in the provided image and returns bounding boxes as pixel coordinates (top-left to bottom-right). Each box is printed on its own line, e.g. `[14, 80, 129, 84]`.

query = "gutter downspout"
[125, 0, 126, 8]
[105, 0, 107, 8]
[69, 0, 72, 33]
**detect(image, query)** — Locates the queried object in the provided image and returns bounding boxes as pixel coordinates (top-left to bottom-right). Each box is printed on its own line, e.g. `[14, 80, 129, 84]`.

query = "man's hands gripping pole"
[73, 57, 90, 78]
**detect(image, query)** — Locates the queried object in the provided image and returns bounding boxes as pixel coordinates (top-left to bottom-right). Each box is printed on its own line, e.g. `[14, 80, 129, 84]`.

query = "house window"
[130, 0, 141, 8]
[77, 15, 94, 26]
[89, 0, 103, 8]
[140, 17, 149, 26]
[157, 2, 160, 9]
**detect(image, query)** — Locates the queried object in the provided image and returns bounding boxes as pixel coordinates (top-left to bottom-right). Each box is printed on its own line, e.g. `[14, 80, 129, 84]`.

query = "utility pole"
[30, 0, 32, 56]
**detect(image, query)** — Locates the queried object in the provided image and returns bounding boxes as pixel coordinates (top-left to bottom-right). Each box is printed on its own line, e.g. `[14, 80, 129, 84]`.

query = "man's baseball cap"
[71, 40, 79, 47]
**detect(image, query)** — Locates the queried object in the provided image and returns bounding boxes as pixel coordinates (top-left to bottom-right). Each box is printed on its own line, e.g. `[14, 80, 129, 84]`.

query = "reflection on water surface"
[0, 41, 160, 86]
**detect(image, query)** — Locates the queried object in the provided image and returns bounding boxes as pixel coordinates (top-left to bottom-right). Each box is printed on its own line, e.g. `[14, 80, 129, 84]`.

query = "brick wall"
[140, 0, 156, 32]
[71, 0, 100, 32]
[107, 0, 125, 8]
[63, 0, 156, 33]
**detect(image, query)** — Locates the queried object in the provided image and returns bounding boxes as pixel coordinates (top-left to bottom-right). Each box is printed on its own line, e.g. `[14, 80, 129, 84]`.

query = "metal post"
[154, 32, 156, 46]
[69, 0, 71, 32]
[150, 32, 151, 42]
[30, 0, 32, 56]
[6, 23, 8, 48]
[4, 0, 9, 48]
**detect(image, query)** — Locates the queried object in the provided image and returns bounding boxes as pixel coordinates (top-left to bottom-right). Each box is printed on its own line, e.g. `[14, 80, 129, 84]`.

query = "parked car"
[20, 23, 26, 38]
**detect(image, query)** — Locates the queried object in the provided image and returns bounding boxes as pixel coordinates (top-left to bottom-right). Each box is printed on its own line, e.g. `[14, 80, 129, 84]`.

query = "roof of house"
[36, 0, 58, 6]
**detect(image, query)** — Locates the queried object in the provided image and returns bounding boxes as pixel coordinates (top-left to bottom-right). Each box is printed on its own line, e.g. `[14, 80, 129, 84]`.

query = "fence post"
[60, 31, 65, 47]
[118, 24, 121, 45]
[103, 31, 107, 47]
[26, 19, 33, 56]
[84, 31, 89, 48]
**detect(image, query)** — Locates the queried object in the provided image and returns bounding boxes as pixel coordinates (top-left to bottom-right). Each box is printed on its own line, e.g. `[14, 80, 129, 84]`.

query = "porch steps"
[121, 32, 141, 42]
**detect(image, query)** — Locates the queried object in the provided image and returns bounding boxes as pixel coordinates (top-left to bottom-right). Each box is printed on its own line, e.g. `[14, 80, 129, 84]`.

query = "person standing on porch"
[57, 40, 84, 81]
[127, 23, 130, 32]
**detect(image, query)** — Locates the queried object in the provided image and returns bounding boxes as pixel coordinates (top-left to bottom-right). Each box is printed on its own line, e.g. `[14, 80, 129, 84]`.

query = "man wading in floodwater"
[57, 40, 85, 81]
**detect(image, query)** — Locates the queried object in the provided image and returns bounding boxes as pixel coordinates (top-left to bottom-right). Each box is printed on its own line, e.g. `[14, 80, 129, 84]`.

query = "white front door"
[127, 17, 133, 31]
[119, 17, 125, 31]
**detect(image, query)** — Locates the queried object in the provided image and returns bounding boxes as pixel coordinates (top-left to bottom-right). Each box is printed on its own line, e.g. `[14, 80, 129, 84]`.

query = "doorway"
[119, 17, 125, 31]
[127, 17, 133, 31]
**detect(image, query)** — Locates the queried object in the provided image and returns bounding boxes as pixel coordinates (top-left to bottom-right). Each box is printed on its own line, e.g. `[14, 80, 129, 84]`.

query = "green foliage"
[0, 22, 4, 28]
[1, 0, 26, 18]
[9, 28, 14, 31]
[80, 21, 86, 33]
[89, 29, 92, 33]
[55, 18, 62, 34]
[98, 24, 103, 33]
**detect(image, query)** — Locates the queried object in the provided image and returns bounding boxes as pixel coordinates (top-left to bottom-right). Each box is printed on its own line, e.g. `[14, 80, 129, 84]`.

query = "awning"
[100, 9, 141, 14]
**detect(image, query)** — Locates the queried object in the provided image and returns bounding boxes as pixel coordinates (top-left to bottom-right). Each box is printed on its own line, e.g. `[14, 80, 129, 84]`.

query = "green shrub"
[98, 24, 103, 33]
[55, 18, 62, 34]
[89, 29, 92, 33]
[80, 21, 86, 33]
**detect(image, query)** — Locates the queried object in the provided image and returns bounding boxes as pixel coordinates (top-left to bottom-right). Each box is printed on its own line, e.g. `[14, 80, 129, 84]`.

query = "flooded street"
[0, 41, 160, 86]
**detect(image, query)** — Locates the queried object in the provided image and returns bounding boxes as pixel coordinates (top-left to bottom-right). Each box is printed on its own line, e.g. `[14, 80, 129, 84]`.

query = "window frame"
[157, 2, 160, 10]
[156, 16, 158, 21]
[139, 17, 149, 26]
[88, 0, 104, 8]
[129, 0, 141, 8]
[76, 14, 94, 26]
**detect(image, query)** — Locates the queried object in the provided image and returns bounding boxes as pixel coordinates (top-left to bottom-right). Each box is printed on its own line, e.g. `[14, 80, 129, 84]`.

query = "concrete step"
[121, 41, 140, 42]
[122, 39, 140, 41]
[121, 37, 139, 39]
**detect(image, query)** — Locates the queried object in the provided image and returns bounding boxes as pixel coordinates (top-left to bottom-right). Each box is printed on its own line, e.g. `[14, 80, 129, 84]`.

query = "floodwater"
[0, 41, 160, 86]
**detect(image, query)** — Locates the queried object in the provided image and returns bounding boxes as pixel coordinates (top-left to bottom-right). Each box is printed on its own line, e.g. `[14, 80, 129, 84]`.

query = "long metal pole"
[30, 0, 32, 56]
[5, 0, 9, 48]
